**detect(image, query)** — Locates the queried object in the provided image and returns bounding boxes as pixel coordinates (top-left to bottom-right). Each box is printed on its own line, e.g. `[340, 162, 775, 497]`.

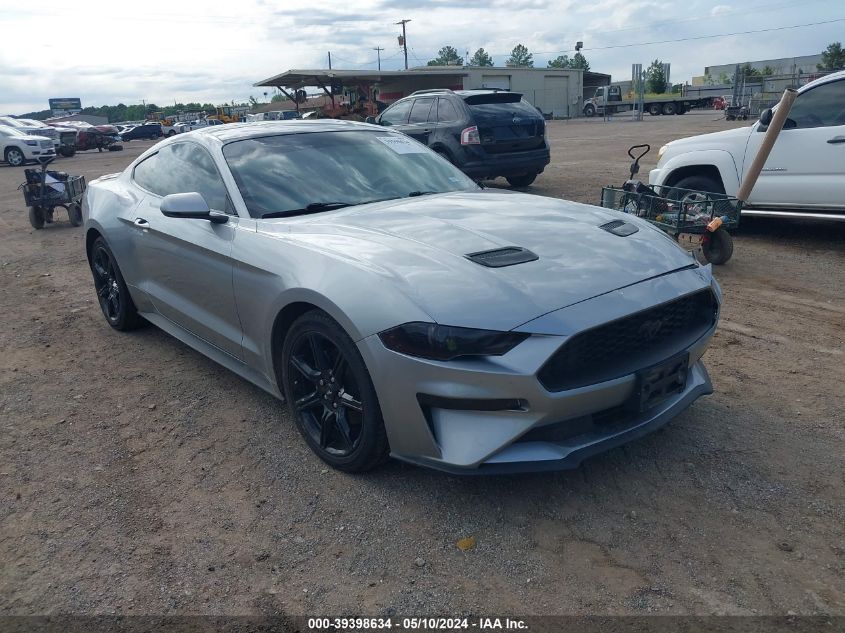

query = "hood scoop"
[465, 246, 539, 268]
[600, 219, 639, 237]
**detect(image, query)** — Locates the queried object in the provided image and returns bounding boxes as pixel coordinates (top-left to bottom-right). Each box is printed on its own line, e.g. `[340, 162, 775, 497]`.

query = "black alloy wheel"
[282, 311, 388, 472]
[89, 237, 142, 330]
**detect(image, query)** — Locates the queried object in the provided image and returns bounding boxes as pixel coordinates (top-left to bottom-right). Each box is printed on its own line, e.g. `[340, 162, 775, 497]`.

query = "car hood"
[263, 191, 697, 332]
[664, 125, 753, 152]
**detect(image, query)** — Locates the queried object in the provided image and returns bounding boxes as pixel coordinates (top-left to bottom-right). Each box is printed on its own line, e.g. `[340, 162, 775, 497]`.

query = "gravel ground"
[0, 115, 843, 618]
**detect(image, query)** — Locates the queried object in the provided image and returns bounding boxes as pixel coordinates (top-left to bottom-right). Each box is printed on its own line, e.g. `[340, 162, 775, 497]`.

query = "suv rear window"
[464, 94, 542, 124]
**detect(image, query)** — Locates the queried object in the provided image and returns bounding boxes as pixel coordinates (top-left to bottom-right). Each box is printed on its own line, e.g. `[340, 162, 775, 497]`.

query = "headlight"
[657, 144, 668, 160]
[25, 140, 38, 146]
[378, 322, 529, 361]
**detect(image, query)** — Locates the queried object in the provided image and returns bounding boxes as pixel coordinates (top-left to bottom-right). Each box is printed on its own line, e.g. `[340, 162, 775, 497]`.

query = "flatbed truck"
[583, 86, 713, 117]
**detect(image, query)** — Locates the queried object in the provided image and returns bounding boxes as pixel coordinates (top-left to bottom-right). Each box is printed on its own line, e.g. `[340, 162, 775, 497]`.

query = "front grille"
[60, 131, 76, 144]
[538, 289, 717, 391]
[40, 140, 53, 149]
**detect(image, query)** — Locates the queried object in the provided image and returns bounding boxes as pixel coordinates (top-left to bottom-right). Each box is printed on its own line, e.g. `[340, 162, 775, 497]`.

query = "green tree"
[427, 45, 463, 66]
[469, 48, 493, 67]
[570, 52, 590, 71]
[817, 41, 845, 71]
[645, 59, 668, 94]
[270, 93, 289, 103]
[547, 55, 570, 68]
[506, 44, 533, 67]
[760, 65, 775, 77]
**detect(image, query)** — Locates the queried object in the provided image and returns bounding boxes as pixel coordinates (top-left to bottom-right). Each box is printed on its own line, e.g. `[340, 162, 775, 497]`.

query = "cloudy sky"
[1, 0, 841, 114]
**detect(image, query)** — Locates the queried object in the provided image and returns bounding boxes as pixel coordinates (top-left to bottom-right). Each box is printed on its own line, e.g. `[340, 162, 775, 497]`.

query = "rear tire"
[701, 228, 734, 265]
[506, 173, 538, 188]
[281, 310, 389, 472]
[28, 206, 45, 229]
[649, 104, 661, 116]
[662, 102, 677, 116]
[89, 237, 143, 330]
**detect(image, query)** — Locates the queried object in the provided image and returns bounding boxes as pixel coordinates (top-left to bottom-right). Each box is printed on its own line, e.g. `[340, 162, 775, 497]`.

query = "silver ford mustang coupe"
[83, 120, 721, 473]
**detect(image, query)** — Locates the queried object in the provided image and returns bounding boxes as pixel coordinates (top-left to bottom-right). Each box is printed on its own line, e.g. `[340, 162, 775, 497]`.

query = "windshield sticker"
[376, 135, 428, 154]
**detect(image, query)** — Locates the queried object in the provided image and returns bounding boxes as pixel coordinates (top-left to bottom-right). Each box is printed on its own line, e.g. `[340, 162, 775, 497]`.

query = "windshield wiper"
[261, 202, 352, 219]
[407, 190, 439, 197]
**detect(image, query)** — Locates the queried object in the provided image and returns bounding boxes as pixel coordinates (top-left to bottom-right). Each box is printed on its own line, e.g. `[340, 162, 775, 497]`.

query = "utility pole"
[328, 51, 332, 69]
[395, 19, 411, 69]
[373, 46, 385, 70]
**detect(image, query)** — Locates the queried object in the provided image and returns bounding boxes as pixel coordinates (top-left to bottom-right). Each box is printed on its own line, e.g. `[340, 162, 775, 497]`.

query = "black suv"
[370, 89, 550, 187]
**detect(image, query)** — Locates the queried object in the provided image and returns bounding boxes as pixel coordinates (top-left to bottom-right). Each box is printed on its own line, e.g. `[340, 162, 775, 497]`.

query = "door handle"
[133, 217, 149, 227]
[827, 136, 845, 144]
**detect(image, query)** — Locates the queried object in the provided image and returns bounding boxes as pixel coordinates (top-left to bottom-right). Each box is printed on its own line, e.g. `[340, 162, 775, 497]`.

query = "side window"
[379, 100, 412, 126]
[437, 98, 459, 123]
[787, 80, 845, 129]
[132, 153, 160, 193]
[133, 144, 233, 214]
[408, 98, 434, 123]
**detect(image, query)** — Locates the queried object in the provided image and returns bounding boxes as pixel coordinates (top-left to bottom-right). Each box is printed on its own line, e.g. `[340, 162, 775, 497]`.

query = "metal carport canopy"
[254, 68, 468, 89]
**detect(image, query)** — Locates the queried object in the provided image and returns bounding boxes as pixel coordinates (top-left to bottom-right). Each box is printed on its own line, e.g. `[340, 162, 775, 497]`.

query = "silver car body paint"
[84, 121, 720, 473]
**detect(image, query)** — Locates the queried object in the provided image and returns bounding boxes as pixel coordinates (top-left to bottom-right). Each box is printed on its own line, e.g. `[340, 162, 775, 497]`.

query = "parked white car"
[650, 70, 845, 220]
[0, 124, 56, 166]
[172, 118, 223, 134]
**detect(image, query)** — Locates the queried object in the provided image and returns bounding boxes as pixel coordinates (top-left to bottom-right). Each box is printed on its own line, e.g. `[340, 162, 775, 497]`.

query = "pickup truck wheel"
[662, 102, 677, 115]
[506, 173, 537, 188]
[648, 104, 661, 116]
[167, 130, 176, 137]
[673, 175, 725, 196]
[584, 104, 596, 117]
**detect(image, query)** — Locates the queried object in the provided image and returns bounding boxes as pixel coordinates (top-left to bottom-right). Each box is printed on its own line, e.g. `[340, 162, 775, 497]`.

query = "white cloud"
[0, 0, 839, 113]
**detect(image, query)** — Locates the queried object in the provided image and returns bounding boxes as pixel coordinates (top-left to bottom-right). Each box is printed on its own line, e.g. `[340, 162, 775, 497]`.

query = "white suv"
[650, 70, 845, 220]
[0, 125, 56, 166]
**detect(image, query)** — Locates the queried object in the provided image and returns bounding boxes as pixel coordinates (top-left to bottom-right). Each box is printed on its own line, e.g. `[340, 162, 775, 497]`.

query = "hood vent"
[600, 219, 639, 237]
[465, 246, 539, 268]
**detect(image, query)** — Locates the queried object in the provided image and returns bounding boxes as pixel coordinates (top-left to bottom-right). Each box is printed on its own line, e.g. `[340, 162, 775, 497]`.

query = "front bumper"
[357, 266, 719, 474]
[23, 146, 56, 159]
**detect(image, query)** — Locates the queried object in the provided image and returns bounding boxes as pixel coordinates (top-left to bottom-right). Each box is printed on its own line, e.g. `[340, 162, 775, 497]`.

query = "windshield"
[222, 129, 479, 218]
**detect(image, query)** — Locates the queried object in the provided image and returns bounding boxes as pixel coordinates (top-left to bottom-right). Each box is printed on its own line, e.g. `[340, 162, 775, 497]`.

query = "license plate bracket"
[634, 353, 689, 412]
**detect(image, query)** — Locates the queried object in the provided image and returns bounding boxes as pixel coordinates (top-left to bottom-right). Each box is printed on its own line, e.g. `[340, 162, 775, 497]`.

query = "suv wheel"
[5, 147, 26, 166]
[506, 173, 537, 188]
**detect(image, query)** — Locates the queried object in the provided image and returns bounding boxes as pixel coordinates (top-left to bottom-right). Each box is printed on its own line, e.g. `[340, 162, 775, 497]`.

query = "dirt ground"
[1, 115, 843, 619]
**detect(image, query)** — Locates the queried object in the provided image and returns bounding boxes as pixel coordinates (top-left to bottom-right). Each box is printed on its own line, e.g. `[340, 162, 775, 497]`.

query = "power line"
[577, 17, 845, 52]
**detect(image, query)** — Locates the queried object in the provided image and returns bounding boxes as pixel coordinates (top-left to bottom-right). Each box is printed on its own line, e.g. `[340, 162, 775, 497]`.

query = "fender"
[649, 149, 741, 195]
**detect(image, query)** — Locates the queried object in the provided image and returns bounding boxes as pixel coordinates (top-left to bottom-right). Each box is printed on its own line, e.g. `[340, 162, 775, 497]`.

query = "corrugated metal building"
[256, 67, 610, 118]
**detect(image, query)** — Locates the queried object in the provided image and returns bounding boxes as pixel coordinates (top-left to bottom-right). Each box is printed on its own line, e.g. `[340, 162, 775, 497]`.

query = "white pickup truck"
[649, 70, 845, 221]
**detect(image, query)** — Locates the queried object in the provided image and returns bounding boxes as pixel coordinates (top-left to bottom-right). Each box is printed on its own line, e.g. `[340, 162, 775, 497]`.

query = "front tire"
[584, 104, 596, 117]
[28, 206, 45, 229]
[506, 173, 537, 188]
[89, 237, 143, 330]
[281, 310, 389, 472]
[5, 147, 26, 167]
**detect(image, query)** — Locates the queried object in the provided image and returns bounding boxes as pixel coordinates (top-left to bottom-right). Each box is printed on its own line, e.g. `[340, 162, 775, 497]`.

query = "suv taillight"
[460, 126, 480, 145]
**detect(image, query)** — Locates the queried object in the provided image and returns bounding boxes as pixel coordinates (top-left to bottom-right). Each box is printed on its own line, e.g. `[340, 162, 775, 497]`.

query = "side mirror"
[160, 192, 228, 223]
[365, 116, 377, 124]
[759, 108, 773, 126]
